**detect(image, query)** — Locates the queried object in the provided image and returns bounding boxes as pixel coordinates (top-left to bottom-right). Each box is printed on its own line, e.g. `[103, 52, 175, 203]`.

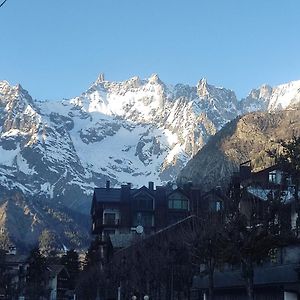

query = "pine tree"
[190, 216, 226, 300]
[0, 249, 9, 297]
[26, 247, 49, 300]
[276, 136, 300, 234]
[76, 236, 104, 300]
[61, 249, 80, 290]
[39, 229, 59, 257]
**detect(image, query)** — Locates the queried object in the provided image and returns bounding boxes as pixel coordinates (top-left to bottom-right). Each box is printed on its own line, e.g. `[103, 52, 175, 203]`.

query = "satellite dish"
[136, 225, 144, 234]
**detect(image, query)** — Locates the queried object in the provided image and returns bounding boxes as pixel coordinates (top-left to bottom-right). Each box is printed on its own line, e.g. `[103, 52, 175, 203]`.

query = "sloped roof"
[247, 186, 297, 203]
[131, 186, 155, 198]
[166, 187, 190, 198]
[252, 164, 282, 176]
[47, 264, 69, 278]
[94, 188, 122, 203]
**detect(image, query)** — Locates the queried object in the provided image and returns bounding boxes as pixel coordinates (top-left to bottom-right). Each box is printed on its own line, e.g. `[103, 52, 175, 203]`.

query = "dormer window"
[168, 198, 188, 210]
[168, 193, 189, 210]
[269, 170, 282, 184]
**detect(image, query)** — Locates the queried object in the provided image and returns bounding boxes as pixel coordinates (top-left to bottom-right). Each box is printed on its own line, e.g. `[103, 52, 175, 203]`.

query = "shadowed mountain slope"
[177, 109, 300, 190]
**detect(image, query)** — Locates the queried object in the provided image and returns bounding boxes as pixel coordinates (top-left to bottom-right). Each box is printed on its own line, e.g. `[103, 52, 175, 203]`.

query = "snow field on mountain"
[0, 144, 19, 166]
[268, 80, 300, 111]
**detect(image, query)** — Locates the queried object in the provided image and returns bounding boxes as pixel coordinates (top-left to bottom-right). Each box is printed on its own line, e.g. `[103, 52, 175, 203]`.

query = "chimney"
[239, 160, 252, 181]
[106, 180, 110, 190]
[148, 181, 154, 190]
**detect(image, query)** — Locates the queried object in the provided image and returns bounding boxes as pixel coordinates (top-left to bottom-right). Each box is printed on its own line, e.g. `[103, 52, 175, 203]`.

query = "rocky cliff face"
[0, 190, 90, 252]
[177, 109, 300, 190]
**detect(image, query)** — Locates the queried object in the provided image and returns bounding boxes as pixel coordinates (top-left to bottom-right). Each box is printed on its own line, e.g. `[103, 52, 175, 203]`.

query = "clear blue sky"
[1, 0, 300, 100]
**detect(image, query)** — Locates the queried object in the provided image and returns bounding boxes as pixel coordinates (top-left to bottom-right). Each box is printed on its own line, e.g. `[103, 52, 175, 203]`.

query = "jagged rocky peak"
[148, 73, 162, 85]
[246, 84, 273, 102]
[197, 78, 209, 97]
[240, 80, 300, 114]
[90, 74, 145, 96]
[240, 84, 273, 113]
[196, 78, 237, 103]
[0, 81, 22, 95]
[16, 83, 24, 91]
[0, 80, 11, 93]
[123, 76, 142, 89]
[258, 84, 273, 98]
[95, 73, 106, 84]
[0, 82, 36, 120]
[0, 81, 17, 102]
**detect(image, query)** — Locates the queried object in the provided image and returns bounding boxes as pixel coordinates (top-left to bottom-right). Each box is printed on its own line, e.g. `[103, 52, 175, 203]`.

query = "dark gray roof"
[166, 187, 189, 198]
[131, 186, 154, 197]
[94, 188, 122, 203]
[46, 265, 69, 278]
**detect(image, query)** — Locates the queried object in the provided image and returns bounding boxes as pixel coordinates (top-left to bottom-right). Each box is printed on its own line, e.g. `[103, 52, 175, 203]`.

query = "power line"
[0, 0, 8, 8]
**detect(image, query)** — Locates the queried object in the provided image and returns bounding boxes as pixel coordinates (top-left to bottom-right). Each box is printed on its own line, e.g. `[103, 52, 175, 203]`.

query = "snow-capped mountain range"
[0, 74, 300, 212]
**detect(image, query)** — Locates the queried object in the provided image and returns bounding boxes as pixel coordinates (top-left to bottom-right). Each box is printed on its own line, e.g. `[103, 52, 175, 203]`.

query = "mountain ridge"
[1, 75, 300, 213]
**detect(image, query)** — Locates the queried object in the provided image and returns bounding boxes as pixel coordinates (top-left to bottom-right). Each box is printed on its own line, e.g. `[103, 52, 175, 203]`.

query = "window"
[168, 199, 188, 209]
[209, 200, 222, 212]
[269, 171, 276, 183]
[216, 201, 221, 211]
[269, 170, 282, 184]
[168, 194, 189, 210]
[103, 213, 116, 225]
